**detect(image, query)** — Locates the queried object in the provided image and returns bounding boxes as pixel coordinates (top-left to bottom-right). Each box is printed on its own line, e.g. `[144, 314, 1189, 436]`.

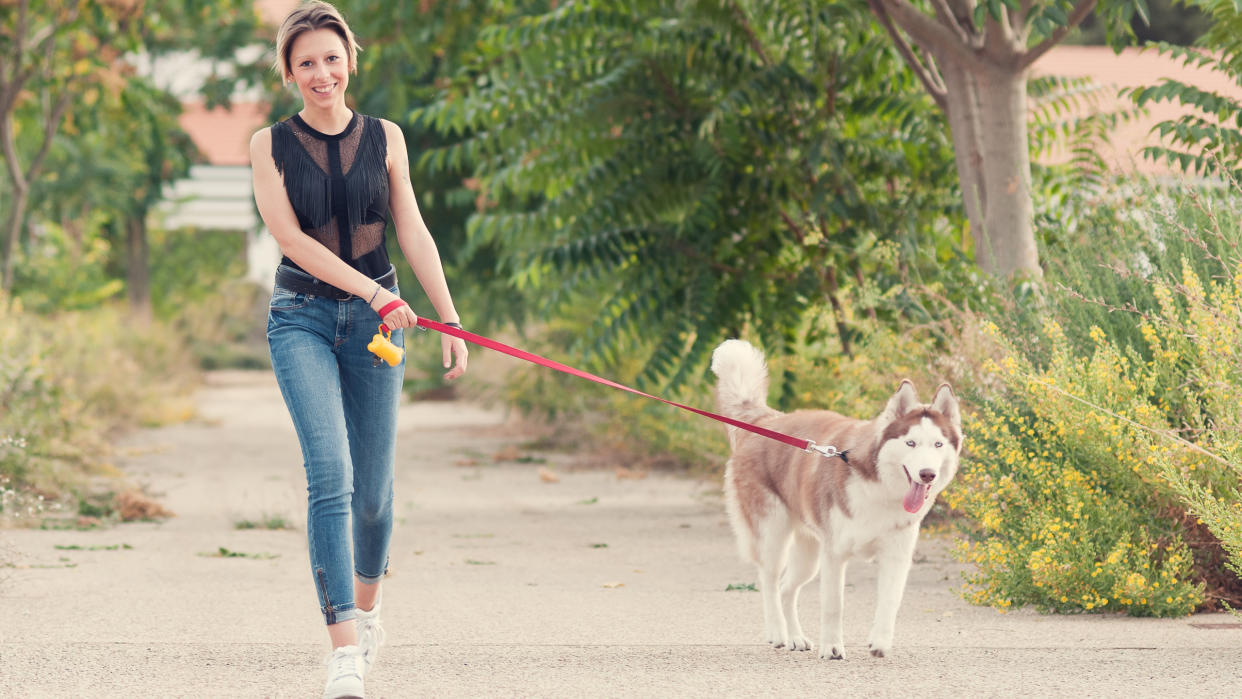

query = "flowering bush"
[948, 319, 1204, 616]
[949, 184, 1242, 616]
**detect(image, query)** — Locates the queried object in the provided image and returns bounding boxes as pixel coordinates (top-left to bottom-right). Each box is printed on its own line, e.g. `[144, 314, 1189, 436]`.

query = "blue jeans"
[266, 264, 404, 625]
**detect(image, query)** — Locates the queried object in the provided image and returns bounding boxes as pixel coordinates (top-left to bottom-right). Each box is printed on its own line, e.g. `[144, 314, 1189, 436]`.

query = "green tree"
[421, 0, 959, 391]
[1076, 0, 1210, 45]
[0, 0, 262, 301]
[327, 0, 550, 331]
[865, 0, 1148, 277]
[0, 0, 94, 292]
[1124, 0, 1242, 179]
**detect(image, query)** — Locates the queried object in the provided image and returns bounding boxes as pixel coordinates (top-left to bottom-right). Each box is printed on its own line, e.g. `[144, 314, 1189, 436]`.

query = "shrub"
[0, 297, 197, 522]
[948, 181, 1242, 616]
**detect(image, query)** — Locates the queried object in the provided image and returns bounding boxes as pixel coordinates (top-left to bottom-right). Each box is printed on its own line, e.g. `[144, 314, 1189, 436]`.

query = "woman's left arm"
[383, 119, 468, 380]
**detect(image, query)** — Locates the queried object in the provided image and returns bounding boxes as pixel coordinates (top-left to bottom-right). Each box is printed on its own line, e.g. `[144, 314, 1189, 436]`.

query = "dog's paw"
[868, 643, 889, 658]
[764, 628, 787, 649]
[788, 634, 811, 652]
[818, 645, 845, 660]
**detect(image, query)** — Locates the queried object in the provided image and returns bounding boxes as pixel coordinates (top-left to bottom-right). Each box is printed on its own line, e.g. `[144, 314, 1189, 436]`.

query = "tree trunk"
[2, 185, 28, 292]
[939, 60, 986, 255]
[974, 68, 1039, 278]
[823, 265, 853, 358]
[126, 213, 152, 318]
[865, 0, 1060, 279]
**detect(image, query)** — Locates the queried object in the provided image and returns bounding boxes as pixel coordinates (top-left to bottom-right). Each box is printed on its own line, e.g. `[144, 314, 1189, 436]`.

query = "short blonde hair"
[273, 1, 360, 80]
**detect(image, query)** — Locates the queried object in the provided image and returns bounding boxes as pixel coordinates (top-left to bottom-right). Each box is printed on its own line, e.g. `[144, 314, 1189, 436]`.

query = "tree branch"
[0, 115, 24, 191]
[1019, 0, 1098, 70]
[1010, 0, 1033, 42]
[28, 89, 72, 184]
[727, 0, 770, 67]
[868, 0, 948, 111]
[980, 7, 1022, 63]
[928, 0, 971, 46]
[779, 209, 807, 246]
[875, 0, 985, 73]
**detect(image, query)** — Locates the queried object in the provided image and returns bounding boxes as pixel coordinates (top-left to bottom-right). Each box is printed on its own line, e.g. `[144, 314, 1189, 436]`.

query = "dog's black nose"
[918, 469, 936, 484]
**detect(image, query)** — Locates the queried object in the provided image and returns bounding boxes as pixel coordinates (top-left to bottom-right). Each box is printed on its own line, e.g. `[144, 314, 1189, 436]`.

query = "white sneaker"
[356, 590, 386, 675]
[322, 645, 365, 699]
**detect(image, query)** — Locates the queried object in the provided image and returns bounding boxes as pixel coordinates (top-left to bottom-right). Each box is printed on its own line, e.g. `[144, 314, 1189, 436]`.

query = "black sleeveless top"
[270, 111, 392, 279]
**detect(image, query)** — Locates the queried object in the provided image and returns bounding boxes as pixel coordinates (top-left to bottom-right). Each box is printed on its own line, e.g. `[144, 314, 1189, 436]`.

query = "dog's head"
[872, 380, 962, 514]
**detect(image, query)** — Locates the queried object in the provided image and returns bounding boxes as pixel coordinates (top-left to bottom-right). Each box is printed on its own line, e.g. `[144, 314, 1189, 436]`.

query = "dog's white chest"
[825, 499, 918, 562]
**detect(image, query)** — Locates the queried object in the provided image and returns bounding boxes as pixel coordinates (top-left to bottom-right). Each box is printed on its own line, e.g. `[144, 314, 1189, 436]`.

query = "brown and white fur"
[710, 339, 962, 660]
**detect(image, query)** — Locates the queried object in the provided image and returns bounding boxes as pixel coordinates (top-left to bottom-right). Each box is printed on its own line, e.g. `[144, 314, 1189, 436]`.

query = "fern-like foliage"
[1123, 0, 1242, 179]
[1028, 74, 1144, 239]
[416, 0, 957, 397]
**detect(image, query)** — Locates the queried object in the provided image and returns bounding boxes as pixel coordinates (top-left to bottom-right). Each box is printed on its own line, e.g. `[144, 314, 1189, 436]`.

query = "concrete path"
[2, 370, 1240, 697]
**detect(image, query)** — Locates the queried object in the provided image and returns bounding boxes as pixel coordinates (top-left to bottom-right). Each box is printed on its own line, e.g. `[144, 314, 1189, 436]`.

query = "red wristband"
[377, 299, 408, 318]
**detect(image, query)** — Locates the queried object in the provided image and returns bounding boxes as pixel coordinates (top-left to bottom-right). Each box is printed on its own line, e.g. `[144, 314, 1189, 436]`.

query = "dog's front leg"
[816, 549, 848, 660]
[867, 527, 919, 658]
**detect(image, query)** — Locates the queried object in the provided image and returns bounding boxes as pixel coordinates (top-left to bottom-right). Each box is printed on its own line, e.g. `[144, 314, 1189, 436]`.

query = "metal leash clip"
[804, 440, 850, 462]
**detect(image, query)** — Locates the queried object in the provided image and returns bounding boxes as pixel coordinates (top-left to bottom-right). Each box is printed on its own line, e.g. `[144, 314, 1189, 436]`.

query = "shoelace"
[358, 615, 386, 657]
[325, 647, 363, 680]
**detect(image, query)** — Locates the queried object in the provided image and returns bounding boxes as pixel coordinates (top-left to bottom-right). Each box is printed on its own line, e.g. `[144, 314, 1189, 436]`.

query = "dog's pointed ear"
[931, 383, 961, 431]
[882, 379, 920, 420]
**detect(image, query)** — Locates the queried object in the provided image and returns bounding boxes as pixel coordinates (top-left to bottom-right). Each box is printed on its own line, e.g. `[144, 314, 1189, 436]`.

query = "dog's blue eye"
[935, 441, 943, 448]
[905, 440, 915, 448]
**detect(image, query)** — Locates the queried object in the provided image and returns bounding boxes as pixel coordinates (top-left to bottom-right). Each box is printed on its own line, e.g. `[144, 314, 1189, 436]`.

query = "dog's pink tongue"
[903, 482, 928, 514]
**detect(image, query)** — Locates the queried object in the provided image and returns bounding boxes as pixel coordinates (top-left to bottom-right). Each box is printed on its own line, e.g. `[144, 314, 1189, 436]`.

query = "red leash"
[416, 318, 848, 461]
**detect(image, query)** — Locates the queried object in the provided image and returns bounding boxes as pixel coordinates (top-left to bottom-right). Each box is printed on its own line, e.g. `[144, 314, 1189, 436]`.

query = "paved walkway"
[2, 370, 1240, 697]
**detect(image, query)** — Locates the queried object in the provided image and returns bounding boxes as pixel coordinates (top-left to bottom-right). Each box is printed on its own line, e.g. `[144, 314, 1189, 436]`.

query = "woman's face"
[286, 28, 351, 110]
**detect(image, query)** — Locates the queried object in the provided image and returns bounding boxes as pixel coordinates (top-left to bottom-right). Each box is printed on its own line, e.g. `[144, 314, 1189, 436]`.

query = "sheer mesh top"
[270, 111, 391, 279]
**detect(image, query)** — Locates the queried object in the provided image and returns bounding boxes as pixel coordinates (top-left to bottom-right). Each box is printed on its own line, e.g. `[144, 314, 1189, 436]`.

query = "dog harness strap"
[417, 318, 846, 459]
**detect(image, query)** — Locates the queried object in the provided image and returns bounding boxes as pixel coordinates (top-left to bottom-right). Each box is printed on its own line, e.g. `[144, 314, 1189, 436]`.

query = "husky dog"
[710, 339, 961, 660]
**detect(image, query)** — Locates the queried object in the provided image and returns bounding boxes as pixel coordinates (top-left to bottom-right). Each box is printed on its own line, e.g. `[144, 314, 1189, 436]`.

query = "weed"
[233, 514, 294, 531]
[197, 547, 279, 560]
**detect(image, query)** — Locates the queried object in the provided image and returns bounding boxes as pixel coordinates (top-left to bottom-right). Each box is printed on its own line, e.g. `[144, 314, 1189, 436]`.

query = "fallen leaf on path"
[115, 490, 174, 521]
[455, 458, 480, 467]
[615, 467, 648, 480]
[602, 582, 625, 589]
[493, 445, 521, 462]
[538, 467, 560, 483]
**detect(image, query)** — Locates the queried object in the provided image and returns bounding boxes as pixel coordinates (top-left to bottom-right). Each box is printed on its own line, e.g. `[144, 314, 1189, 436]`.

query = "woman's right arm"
[250, 127, 390, 301]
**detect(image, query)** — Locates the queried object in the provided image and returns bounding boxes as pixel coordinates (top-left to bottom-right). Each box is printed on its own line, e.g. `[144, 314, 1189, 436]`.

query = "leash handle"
[416, 318, 845, 459]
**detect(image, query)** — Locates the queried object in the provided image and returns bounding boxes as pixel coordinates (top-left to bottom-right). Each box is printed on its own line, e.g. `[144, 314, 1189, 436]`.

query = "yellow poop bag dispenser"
[368, 324, 405, 367]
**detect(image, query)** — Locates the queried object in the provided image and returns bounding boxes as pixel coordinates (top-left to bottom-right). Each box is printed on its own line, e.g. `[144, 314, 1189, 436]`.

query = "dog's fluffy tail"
[710, 339, 777, 425]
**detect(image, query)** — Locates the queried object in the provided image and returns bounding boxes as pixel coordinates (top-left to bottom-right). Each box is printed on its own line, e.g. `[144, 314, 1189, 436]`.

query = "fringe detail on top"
[346, 116, 390, 234]
[271, 120, 333, 230]
[271, 115, 390, 257]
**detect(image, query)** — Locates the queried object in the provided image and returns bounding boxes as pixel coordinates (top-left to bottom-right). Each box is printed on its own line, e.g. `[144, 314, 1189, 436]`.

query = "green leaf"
[989, 0, 1005, 23]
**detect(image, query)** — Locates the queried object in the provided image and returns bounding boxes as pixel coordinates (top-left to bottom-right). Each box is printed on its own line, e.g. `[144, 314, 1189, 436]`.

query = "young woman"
[250, 3, 468, 696]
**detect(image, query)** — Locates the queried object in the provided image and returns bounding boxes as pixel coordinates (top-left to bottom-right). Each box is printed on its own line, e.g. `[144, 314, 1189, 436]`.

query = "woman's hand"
[442, 331, 468, 380]
[371, 287, 418, 330]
